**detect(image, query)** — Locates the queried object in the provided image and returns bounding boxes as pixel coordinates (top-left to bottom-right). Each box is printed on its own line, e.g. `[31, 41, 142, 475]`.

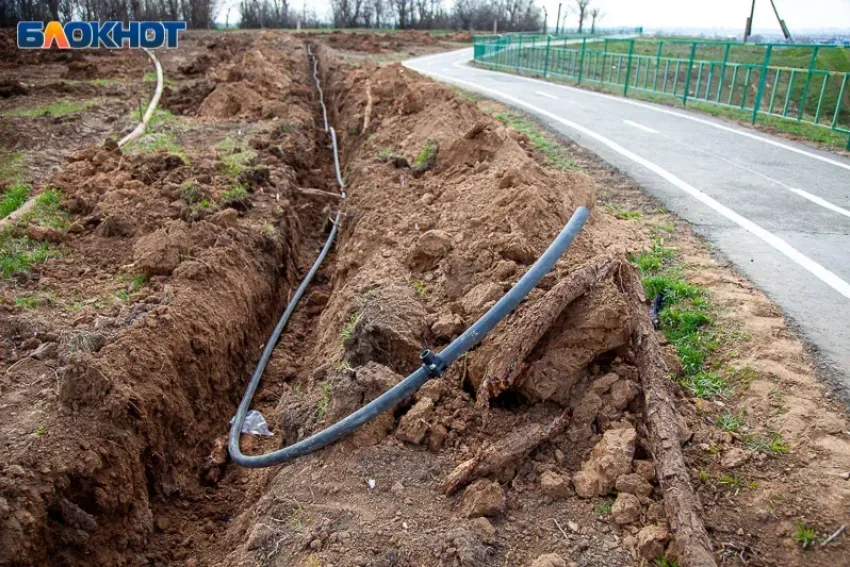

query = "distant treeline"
[241, 0, 544, 32]
[0, 0, 218, 29]
[0, 0, 544, 32]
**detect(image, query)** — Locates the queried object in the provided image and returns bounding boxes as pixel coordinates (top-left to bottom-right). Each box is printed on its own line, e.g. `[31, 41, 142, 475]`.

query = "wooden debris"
[618, 263, 718, 567]
[441, 411, 569, 495]
[477, 256, 619, 405]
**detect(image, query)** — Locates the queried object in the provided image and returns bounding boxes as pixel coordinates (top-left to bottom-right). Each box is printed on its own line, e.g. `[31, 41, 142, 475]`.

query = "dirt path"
[1, 30, 848, 567]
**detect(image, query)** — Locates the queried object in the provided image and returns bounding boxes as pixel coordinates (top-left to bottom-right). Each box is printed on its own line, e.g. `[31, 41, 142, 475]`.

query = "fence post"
[751, 44, 773, 124]
[543, 35, 551, 77]
[682, 42, 697, 105]
[623, 39, 635, 96]
[578, 37, 587, 84]
[516, 35, 523, 71]
[653, 41, 663, 91]
[798, 46, 819, 122]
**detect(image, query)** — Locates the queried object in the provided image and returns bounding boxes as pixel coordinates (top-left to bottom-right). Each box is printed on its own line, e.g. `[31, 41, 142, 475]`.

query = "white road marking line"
[623, 119, 659, 134]
[660, 133, 850, 220]
[789, 188, 850, 219]
[411, 67, 850, 302]
[535, 90, 558, 100]
[446, 59, 850, 173]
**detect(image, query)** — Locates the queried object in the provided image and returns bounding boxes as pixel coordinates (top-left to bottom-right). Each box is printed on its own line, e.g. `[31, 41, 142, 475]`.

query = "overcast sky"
[218, 0, 850, 31]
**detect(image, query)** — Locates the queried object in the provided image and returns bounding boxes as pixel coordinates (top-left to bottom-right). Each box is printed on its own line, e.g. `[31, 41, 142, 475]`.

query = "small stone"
[395, 397, 434, 444]
[633, 460, 655, 481]
[737, 527, 745, 536]
[530, 553, 566, 567]
[310, 538, 322, 550]
[460, 480, 505, 518]
[636, 524, 669, 560]
[391, 481, 405, 495]
[540, 471, 572, 499]
[408, 230, 453, 270]
[611, 493, 641, 525]
[431, 312, 464, 340]
[615, 473, 653, 499]
[721, 448, 751, 469]
[469, 516, 496, 539]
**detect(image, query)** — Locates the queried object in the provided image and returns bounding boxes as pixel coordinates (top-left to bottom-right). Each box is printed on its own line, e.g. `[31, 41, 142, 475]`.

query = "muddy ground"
[1, 29, 849, 567]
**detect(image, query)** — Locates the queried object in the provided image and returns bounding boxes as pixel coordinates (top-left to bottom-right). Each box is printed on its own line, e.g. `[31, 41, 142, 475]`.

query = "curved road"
[405, 48, 850, 394]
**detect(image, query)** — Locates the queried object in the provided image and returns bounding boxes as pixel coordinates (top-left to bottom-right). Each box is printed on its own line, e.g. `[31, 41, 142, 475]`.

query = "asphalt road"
[405, 48, 850, 395]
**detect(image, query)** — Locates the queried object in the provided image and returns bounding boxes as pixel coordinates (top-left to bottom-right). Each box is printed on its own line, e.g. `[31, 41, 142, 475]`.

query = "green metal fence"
[472, 36, 850, 149]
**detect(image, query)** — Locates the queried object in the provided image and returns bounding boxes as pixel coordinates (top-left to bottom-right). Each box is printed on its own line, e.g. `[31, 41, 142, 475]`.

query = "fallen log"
[618, 264, 718, 567]
[442, 411, 569, 495]
[477, 256, 619, 405]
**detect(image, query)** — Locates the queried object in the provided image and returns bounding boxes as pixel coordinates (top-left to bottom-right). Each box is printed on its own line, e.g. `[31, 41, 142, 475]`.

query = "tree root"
[363, 80, 373, 133]
[617, 263, 718, 567]
[441, 411, 569, 495]
[476, 256, 619, 406]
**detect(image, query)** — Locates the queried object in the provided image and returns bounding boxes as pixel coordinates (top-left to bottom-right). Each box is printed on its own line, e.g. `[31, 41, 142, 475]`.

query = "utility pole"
[768, 0, 793, 42]
[744, 0, 756, 42]
[555, 3, 562, 34]
[543, 6, 548, 33]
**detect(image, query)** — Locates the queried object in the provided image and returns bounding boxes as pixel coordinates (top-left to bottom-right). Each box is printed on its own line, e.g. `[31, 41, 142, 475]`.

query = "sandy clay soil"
[1, 30, 849, 567]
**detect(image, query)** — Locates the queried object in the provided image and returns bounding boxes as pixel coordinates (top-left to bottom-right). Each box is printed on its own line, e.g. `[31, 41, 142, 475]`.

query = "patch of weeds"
[744, 432, 790, 454]
[655, 557, 679, 567]
[219, 148, 257, 179]
[792, 523, 818, 549]
[604, 204, 642, 220]
[25, 188, 69, 229]
[629, 241, 677, 274]
[410, 279, 427, 299]
[596, 500, 612, 516]
[341, 312, 361, 341]
[142, 71, 177, 86]
[683, 370, 727, 399]
[718, 474, 756, 494]
[190, 199, 216, 215]
[412, 139, 438, 169]
[768, 388, 787, 414]
[260, 222, 277, 237]
[115, 290, 130, 302]
[0, 231, 57, 279]
[14, 294, 38, 309]
[698, 470, 709, 483]
[221, 184, 250, 204]
[0, 150, 25, 182]
[652, 221, 676, 234]
[130, 106, 175, 128]
[494, 111, 577, 170]
[130, 274, 148, 292]
[376, 148, 401, 161]
[2, 99, 95, 118]
[716, 412, 741, 433]
[66, 299, 84, 311]
[124, 131, 186, 160]
[1, 183, 30, 218]
[315, 382, 332, 421]
[332, 359, 354, 372]
[33, 425, 47, 436]
[180, 181, 201, 204]
[290, 502, 310, 531]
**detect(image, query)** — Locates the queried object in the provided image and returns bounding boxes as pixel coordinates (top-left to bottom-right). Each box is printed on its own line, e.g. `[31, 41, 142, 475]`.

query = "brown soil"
[1, 29, 848, 567]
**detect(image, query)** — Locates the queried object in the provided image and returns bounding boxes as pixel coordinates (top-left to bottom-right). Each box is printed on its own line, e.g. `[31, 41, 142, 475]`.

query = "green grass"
[743, 432, 791, 454]
[130, 274, 148, 292]
[33, 425, 47, 436]
[410, 279, 427, 299]
[655, 557, 679, 567]
[221, 184, 250, 203]
[180, 181, 202, 204]
[315, 382, 332, 421]
[0, 232, 56, 279]
[142, 71, 177, 86]
[376, 148, 402, 161]
[219, 148, 257, 179]
[1, 183, 30, 218]
[716, 412, 741, 433]
[793, 523, 818, 549]
[190, 199, 216, 214]
[604, 204, 642, 220]
[123, 131, 185, 159]
[341, 312, 361, 341]
[718, 473, 757, 494]
[1, 99, 96, 118]
[14, 294, 38, 309]
[115, 290, 130, 302]
[494, 111, 577, 170]
[412, 140, 438, 169]
[630, 237, 725, 398]
[596, 500, 612, 516]
[0, 151, 25, 184]
[24, 188, 69, 229]
[130, 107, 175, 128]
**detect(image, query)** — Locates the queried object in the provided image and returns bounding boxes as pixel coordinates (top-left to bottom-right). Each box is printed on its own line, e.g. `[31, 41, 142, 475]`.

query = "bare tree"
[589, 7, 602, 33]
[574, 0, 590, 33]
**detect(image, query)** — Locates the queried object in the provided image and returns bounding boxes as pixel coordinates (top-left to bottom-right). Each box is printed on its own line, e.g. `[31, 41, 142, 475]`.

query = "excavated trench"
[1, 32, 713, 567]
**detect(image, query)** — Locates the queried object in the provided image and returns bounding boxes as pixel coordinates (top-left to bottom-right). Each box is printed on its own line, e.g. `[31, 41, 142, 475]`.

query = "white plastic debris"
[230, 410, 273, 436]
[367, 479, 376, 489]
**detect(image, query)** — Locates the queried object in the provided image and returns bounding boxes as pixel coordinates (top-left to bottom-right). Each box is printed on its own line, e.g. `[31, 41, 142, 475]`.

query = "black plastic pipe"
[228, 205, 590, 468]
